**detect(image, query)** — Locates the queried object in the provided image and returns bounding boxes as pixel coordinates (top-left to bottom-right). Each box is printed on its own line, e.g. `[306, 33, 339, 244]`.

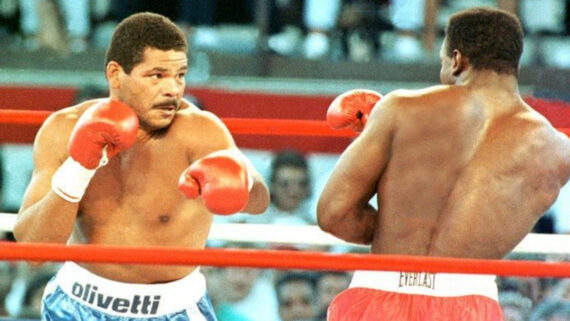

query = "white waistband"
[53, 262, 206, 317]
[350, 271, 498, 300]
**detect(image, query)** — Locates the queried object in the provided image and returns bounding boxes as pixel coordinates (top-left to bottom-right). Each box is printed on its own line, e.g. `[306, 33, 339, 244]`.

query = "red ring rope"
[0, 109, 354, 137]
[1, 109, 569, 138]
[0, 109, 52, 125]
[0, 242, 569, 278]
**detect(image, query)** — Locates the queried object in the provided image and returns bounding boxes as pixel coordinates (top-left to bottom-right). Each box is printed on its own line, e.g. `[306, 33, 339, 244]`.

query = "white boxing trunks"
[42, 262, 218, 321]
[327, 271, 504, 321]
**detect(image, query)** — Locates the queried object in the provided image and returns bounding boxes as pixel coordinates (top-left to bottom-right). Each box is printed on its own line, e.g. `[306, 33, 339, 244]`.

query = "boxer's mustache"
[153, 100, 179, 109]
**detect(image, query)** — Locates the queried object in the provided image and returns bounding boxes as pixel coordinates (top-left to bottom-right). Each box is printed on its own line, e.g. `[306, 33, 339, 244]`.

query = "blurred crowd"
[0, 0, 568, 67]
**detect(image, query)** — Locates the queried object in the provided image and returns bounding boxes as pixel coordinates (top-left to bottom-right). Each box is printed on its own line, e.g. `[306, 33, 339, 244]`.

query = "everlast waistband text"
[71, 282, 161, 315]
[398, 272, 436, 289]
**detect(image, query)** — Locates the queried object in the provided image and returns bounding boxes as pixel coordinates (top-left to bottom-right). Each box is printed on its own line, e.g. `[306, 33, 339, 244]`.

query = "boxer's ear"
[451, 49, 467, 77]
[106, 61, 121, 89]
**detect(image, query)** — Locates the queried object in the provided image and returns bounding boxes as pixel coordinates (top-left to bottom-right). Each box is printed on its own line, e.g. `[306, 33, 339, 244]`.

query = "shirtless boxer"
[14, 12, 270, 321]
[318, 7, 570, 321]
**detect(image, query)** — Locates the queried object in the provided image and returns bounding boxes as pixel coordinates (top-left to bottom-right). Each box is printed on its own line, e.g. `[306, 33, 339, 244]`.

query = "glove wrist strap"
[51, 157, 97, 203]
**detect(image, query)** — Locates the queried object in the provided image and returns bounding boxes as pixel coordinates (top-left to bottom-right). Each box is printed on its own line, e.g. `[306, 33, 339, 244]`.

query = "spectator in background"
[499, 291, 533, 321]
[302, 0, 343, 59]
[538, 278, 564, 304]
[264, 149, 315, 225]
[267, 0, 342, 59]
[386, 0, 427, 62]
[519, 0, 568, 67]
[57, 0, 91, 53]
[203, 242, 280, 321]
[4, 262, 59, 317]
[0, 262, 15, 317]
[548, 279, 570, 302]
[18, 0, 91, 53]
[266, 0, 304, 56]
[529, 299, 570, 321]
[498, 276, 543, 305]
[213, 267, 280, 321]
[566, 0, 570, 36]
[335, 0, 393, 62]
[113, 0, 185, 24]
[17, 270, 56, 319]
[275, 271, 318, 321]
[0, 0, 20, 46]
[314, 271, 351, 321]
[212, 268, 258, 321]
[113, 0, 216, 35]
[227, 149, 315, 226]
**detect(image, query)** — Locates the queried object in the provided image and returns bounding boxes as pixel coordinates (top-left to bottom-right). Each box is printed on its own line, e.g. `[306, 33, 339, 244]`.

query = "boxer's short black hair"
[105, 12, 187, 74]
[445, 7, 523, 76]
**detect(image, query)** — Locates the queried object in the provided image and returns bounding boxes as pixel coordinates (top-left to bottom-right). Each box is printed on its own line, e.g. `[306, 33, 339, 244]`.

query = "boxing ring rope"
[1, 109, 570, 137]
[0, 109, 355, 137]
[0, 241, 569, 278]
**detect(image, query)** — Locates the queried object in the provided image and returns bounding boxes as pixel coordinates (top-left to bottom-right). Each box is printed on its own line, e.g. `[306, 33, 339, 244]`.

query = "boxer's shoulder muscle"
[41, 99, 104, 132]
[35, 100, 107, 164]
[380, 85, 465, 112]
[171, 108, 235, 154]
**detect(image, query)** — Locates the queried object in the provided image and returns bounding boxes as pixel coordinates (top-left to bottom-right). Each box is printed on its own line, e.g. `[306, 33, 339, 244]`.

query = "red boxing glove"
[69, 99, 139, 169]
[178, 151, 253, 215]
[52, 100, 139, 202]
[327, 89, 382, 132]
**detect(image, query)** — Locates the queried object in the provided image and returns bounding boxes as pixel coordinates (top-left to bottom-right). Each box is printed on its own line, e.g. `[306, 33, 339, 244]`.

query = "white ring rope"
[0, 212, 568, 254]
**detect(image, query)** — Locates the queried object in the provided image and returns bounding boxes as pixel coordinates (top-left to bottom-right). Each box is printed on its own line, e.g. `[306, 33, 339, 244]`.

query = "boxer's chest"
[82, 138, 189, 210]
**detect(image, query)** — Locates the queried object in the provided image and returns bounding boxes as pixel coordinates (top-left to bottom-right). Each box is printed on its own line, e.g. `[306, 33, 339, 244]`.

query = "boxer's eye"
[275, 178, 309, 189]
[282, 299, 293, 308]
[301, 297, 312, 305]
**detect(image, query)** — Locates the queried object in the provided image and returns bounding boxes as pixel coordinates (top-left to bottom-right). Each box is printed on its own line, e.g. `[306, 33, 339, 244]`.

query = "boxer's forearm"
[14, 193, 78, 244]
[318, 199, 377, 245]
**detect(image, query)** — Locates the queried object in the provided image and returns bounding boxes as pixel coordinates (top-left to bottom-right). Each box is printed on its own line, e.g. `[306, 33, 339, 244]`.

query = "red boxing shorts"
[327, 271, 503, 321]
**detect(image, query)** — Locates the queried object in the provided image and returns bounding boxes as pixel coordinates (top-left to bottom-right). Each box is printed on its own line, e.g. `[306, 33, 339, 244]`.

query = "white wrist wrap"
[51, 157, 97, 203]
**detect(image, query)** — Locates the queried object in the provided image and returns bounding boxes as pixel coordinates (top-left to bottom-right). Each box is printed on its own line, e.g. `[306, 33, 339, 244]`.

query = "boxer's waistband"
[53, 262, 206, 317]
[350, 271, 498, 300]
